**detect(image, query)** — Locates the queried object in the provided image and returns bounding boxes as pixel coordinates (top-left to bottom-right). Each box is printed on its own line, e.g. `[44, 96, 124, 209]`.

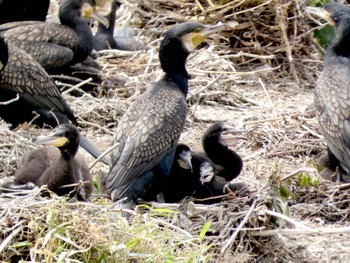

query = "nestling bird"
[307, 3, 350, 182]
[162, 123, 245, 204]
[0, 124, 93, 200]
[106, 22, 230, 203]
[0, 0, 109, 72]
[202, 122, 244, 182]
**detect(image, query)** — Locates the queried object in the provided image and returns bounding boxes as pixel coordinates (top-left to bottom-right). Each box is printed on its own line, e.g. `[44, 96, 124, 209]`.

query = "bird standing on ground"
[0, 0, 109, 72]
[307, 3, 350, 182]
[106, 22, 229, 203]
[0, 124, 93, 200]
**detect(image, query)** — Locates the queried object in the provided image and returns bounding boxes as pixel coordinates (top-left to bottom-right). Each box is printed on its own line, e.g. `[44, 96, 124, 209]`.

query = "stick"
[221, 198, 257, 254]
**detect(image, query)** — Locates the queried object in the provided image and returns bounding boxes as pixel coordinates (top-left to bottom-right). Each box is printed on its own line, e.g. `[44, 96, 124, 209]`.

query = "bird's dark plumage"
[162, 123, 245, 204]
[162, 143, 195, 203]
[93, 0, 119, 51]
[307, 3, 350, 181]
[0, 35, 108, 165]
[0, 124, 92, 200]
[107, 22, 227, 202]
[0, 35, 77, 127]
[202, 122, 243, 182]
[0, 0, 108, 72]
[0, 0, 50, 25]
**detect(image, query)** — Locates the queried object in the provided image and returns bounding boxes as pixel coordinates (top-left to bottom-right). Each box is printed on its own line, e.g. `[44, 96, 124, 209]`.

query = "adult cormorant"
[0, 124, 93, 200]
[0, 0, 109, 72]
[0, 35, 108, 165]
[307, 3, 350, 182]
[106, 22, 228, 203]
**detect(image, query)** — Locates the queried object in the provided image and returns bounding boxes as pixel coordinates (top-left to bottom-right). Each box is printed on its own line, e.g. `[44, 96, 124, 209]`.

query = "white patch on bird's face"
[200, 162, 214, 184]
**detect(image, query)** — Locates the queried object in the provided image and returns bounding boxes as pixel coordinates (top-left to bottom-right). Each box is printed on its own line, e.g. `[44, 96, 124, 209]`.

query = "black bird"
[0, 124, 93, 200]
[0, 0, 50, 25]
[202, 122, 244, 182]
[0, 0, 109, 72]
[191, 153, 247, 204]
[106, 22, 228, 203]
[307, 3, 350, 182]
[93, 0, 120, 51]
[162, 143, 194, 203]
[0, 35, 108, 165]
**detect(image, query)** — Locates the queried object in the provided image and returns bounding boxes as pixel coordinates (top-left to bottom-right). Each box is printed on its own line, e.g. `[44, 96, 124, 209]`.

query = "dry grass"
[2, 0, 350, 262]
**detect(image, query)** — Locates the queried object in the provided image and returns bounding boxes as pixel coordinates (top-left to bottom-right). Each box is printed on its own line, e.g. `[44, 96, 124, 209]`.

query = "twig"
[62, 78, 92, 95]
[251, 227, 350, 237]
[264, 209, 310, 229]
[0, 93, 20, 105]
[281, 168, 317, 181]
[89, 142, 119, 170]
[0, 225, 22, 253]
[221, 198, 257, 254]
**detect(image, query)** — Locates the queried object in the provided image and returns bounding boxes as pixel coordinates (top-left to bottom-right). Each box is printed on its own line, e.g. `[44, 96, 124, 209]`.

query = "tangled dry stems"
[1, 0, 348, 261]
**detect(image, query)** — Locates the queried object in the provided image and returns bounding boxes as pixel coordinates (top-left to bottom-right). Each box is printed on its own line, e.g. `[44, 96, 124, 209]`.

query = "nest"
[2, 0, 349, 261]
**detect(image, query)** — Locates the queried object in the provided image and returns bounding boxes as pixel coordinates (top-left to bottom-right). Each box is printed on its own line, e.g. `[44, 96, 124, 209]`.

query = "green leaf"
[199, 221, 211, 242]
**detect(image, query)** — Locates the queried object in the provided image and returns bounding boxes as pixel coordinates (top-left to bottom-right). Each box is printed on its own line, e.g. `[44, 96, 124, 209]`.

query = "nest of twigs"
[2, 0, 350, 261]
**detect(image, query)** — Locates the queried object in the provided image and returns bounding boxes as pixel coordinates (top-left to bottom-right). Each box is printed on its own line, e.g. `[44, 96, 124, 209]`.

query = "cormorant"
[0, 124, 93, 200]
[191, 153, 247, 204]
[162, 143, 195, 203]
[93, 0, 120, 51]
[0, 0, 109, 72]
[0, 0, 50, 25]
[307, 3, 350, 182]
[106, 22, 228, 203]
[202, 122, 244, 182]
[0, 35, 108, 165]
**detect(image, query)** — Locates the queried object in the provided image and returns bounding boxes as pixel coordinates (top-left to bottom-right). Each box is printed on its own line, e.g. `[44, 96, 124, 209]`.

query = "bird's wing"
[107, 80, 187, 199]
[2, 23, 78, 49]
[9, 40, 74, 69]
[315, 62, 350, 171]
[0, 44, 77, 124]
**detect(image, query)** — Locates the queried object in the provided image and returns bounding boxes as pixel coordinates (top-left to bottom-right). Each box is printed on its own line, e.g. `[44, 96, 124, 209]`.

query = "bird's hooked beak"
[178, 152, 193, 171]
[220, 125, 247, 147]
[183, 21, 238, 51]
[36, 129, 68, 147]
[81, 2, 110, 27]
[306, 6, 333, 25]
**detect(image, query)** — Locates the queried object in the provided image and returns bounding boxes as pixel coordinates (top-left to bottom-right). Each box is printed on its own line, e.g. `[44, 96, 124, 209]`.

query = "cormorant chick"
[162, 144, 194, 203]
[0, 0, 50, 25]
[191, 153, 247, 204]
[0, 0, 109, 72]
[202, 122, 244, 182]
[0, 35, 109, 165]
[307, 3, 350, 182]
[106, 22, 229, 203]
[0, 124, 92, 200]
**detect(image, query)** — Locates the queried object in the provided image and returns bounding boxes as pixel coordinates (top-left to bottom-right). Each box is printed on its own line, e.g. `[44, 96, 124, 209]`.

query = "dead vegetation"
[2, 0, 349, 262]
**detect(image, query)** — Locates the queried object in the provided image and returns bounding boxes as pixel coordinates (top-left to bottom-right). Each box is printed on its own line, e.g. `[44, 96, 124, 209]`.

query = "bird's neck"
[329, 22, 350, 58]
[204, 139, 243, 178]
[164, 71, 189, 95]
